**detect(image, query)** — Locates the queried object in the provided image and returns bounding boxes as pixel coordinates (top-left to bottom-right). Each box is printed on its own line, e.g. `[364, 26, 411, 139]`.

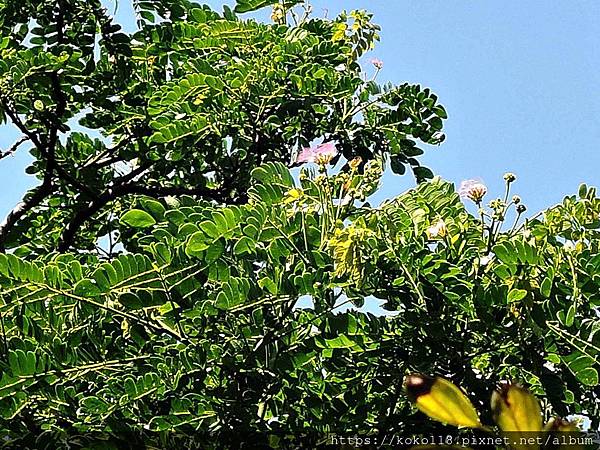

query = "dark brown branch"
[0, 174, 54, 252]
[0, 101, 56, 250]
[0, 1, 73, 251]
[57, 183, 228, 252]
[0, 136, 28, 160]
[1, 99, 44, 149]
[114, 161, 152, 185]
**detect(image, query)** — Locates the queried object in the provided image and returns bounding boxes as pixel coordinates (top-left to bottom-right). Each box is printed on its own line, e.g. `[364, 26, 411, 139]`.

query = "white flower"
[426, 219, 447, 239]
[479, 254, 493, 266]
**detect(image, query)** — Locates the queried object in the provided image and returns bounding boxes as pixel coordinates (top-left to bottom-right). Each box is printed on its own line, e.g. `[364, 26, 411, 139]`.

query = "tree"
[0, 0, 444, 255]
[0, 1, 598, 449]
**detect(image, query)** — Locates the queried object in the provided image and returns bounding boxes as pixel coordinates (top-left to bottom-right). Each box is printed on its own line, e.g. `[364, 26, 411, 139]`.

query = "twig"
[0, 136, 28, 160]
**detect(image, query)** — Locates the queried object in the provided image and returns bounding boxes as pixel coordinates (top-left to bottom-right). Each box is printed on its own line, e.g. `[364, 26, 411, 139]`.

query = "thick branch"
[0, 2, 72, 250]
[0, 174, 54, 251]
[57, 183, 228, 252]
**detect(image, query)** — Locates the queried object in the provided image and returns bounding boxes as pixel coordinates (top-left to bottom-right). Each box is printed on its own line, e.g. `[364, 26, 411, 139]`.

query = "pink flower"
[370, 58, 384, 70]
[459, 179, 487, 203]
[295, 141, 338, 165]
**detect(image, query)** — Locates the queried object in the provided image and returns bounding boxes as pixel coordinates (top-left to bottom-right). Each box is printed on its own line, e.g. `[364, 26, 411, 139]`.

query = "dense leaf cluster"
[0, 0, 598, 448]
[0, 162, 598, 447]
[0, 0, 445, 254]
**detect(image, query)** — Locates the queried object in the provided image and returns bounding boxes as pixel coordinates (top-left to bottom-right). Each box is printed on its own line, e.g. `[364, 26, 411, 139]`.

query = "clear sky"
[2, 0, 599, 220]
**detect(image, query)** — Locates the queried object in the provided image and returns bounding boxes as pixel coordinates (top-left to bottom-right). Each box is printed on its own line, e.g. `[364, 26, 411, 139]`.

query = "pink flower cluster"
[295, 141, 338, 166]
[459, 179, 487, 203]
[370, 58, 384, 70]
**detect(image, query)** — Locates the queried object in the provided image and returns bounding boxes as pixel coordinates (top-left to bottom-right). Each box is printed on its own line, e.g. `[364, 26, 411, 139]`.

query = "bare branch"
[0, 136, 28, 160]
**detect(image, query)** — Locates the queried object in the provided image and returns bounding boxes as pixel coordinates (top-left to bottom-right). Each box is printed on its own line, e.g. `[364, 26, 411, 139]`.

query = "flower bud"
[512, 195, 521, 204]
[503, 172, 516, 183]
[349, 156, 362, 171]
[516, 204, 527, 214]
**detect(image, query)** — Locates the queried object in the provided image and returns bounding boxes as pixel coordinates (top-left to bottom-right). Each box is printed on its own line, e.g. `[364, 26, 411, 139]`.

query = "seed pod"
[404, 374, 481, 428]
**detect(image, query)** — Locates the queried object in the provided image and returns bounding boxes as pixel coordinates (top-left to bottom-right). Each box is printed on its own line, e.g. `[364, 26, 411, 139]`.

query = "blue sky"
[2, 0, 599, 219]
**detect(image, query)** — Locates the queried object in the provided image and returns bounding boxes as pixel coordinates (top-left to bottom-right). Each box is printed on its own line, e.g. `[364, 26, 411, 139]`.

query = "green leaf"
[493, 243, 517, 265]
[199, 221, 220, 240]
[234, 0, 301, 13]
[120, 210, 157, 228]
[413, 166, 434, 182]
[575, 368, 598, 386]
[141, 198, 166, 220]
[119, 293, 144, 309]
[390, 155, 406, 175]
[73, 279, 102, 297]
[205, 240, 224, 264]
[507, 289, 527, 303]
[565, 304, 575, 327]
[492, 264, 512, 279]
[540, 277, 552, 298]
[258, 276, 277, 295]
[563, 354, 598, 386]
[8, 350, 25, 376]
[186, 231, 209, 257]
[233, 236, 256, 255]
[323, 335, 356, 349]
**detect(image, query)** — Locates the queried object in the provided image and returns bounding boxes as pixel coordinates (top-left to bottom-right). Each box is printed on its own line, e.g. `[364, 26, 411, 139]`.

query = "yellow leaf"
[404, 374, 481, 429]
[282, 188, 303, 205]
[544, 418, 583, 450]
[491, 384, 542, 432]
[544, 417, 579, 432]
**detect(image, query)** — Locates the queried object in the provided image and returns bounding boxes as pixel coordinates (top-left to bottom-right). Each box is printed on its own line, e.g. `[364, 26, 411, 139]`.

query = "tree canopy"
[0, 0, 598, 448]
[0, 0, 444, 254]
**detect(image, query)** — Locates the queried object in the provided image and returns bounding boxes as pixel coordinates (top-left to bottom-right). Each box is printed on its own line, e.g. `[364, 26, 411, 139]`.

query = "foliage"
[0, 0, 445, 254]
[0, 159, 598, 447]
[405, 374, 589, 450]
[0, 0, 598, 448]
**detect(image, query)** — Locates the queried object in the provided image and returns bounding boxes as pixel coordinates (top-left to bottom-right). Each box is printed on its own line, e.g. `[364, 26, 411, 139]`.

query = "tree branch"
[57, 182, 228, 252]
[0, 99, 44, 149]
[0, 0, 75, 251]
[0, 136, 28, 160]
[0, 101, 56, 251]
[0, 173, 54, 251]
